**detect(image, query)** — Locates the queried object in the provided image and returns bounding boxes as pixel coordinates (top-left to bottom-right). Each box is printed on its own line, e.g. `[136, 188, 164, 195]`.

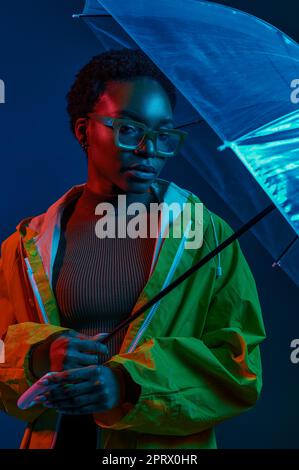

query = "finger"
[44, 391, 107, 410]
[71, 352, 99, 367]
[71, 331, 108, 342]
[60, 404, 107, 415]
[72, 338, 109, 355]
[35, 368, 104, 402]
[91, 333, 109, 343]
[65, 330, 91, 341]
[41, 380, 99, 402]
[40, 365, 100, 385]
[32, 381, 101, 405]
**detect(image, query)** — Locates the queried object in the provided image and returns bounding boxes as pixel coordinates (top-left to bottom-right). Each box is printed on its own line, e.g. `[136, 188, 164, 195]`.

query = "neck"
[80, 183, 158, 215]
[85, 181, 158, 208]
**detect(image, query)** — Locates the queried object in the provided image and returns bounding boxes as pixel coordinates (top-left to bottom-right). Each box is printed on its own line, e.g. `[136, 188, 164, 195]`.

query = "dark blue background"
[0, 1, 298, 448]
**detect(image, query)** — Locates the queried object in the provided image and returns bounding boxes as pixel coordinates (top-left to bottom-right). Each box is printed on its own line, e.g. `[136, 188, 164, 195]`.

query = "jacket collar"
[16, 179, 198, 287]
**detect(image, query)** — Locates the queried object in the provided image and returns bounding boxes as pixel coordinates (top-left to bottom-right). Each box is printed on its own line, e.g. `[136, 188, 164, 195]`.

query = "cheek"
[89, 145, 121, 180]
[91, 147, 122, 176]
[89, 128, 121, 171]
[89, 125, 112, 149]
[156, 158, 168, 174]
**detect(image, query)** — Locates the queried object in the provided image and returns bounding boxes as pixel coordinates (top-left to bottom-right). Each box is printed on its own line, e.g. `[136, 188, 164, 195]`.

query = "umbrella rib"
[72, 14, 112, 18]
[176, 118, 204, 129]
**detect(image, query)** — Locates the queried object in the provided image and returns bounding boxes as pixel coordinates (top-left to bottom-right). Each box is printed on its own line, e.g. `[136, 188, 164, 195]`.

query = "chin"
[127, 182, 152, 194]
[122, 178, 152, 194]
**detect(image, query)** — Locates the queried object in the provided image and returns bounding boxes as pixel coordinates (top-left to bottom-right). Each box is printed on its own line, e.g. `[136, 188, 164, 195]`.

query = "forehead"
[93, 77, 174, 125]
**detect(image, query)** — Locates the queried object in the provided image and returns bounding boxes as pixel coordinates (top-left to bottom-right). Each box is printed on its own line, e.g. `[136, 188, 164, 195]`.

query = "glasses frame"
[88, 113, 188, 157]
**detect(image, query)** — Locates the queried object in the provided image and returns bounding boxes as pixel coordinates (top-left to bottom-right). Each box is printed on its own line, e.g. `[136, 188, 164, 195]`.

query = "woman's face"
[76, 76, 174, 195]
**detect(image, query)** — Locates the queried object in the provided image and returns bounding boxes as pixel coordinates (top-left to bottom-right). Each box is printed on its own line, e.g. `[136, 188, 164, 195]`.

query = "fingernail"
[35, 395, 47, 402]
[42, 372, 56, 383]
[28, 401, 37, 408]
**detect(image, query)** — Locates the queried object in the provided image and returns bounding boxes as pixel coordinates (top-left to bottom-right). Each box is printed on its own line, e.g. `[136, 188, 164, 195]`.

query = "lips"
[124, 164, 157, 174]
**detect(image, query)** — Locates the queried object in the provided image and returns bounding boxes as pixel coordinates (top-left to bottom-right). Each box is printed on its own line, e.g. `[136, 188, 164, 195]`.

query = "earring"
[80, 141, 89, 152]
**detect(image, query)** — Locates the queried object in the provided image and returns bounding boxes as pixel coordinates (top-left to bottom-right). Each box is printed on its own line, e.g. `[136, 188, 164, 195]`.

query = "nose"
[134, 136, 155, 157]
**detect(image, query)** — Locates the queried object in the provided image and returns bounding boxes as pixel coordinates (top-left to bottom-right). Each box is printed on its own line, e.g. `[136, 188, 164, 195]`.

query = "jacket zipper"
[24, 257, 49, 324]
[19, 239, 62, 448]
[17, 239, 40, 323]
[126, 220, 192, 353]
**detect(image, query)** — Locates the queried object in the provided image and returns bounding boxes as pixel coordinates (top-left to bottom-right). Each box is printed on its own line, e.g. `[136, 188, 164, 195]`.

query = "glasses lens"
[117, 121, 181, 156]
[156, 131, 181, 155]
[118, 123, 145, 148]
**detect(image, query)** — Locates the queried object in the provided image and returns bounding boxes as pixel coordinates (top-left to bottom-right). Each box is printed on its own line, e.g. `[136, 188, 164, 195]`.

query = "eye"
[158, 132, 171, 141]
[119, 124, 138, 135]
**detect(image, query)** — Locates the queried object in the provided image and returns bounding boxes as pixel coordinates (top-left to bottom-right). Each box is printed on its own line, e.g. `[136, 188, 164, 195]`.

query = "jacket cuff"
[93, 362, 142, 428]
[108, 362, 141, 405]
[23, 326, 71, 387]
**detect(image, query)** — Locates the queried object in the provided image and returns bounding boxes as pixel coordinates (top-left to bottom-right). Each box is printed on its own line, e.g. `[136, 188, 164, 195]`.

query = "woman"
[0, 48, 266, 449]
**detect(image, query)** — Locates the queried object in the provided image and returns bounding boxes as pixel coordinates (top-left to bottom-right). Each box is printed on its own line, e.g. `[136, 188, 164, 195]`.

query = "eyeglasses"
[87, 113, 188, 158]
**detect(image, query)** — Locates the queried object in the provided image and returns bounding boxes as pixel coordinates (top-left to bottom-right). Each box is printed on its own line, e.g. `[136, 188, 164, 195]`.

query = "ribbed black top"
[52, 184, 158, 361]
[52, 185, 159, 449]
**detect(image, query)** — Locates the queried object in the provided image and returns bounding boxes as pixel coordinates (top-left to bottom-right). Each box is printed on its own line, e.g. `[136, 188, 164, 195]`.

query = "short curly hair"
[66, 48, 177, 135]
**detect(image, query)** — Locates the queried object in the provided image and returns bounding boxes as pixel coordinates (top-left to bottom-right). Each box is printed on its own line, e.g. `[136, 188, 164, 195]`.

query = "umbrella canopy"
[73, 0, 299, 286]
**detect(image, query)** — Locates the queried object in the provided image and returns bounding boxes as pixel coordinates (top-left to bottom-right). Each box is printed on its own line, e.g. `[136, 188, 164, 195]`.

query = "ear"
[74, 117, 88, 144]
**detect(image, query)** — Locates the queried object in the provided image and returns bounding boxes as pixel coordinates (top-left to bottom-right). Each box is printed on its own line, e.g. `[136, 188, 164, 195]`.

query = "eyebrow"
[117, 109, 174, 126]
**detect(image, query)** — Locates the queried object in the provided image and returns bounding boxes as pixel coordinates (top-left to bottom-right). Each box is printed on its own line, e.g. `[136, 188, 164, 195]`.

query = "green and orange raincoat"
[0, 178, 266, 449]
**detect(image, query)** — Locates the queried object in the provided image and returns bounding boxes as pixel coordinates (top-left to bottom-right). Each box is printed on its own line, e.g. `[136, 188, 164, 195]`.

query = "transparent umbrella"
[73, 0, 299, 357]
[73, 0, 299, 291]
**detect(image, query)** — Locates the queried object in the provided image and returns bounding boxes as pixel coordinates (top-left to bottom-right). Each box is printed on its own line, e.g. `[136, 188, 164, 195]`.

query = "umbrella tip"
[272, 261, 281, 268]
[217, 141, 231, 152]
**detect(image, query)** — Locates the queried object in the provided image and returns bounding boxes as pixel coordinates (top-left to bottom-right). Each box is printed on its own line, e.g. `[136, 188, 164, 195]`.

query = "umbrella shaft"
[98, 202, 276, 353]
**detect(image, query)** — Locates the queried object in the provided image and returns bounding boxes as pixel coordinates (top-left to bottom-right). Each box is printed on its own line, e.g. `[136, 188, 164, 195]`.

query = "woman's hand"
[30, 330, 109, 379]
[30, 365, 123, 414]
